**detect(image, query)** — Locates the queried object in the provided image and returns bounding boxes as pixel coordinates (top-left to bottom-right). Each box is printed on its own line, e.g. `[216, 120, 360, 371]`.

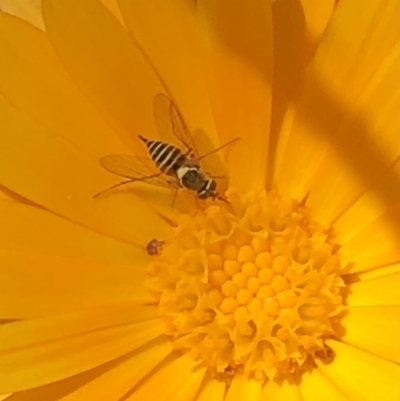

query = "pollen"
[146, 190, 349, 383]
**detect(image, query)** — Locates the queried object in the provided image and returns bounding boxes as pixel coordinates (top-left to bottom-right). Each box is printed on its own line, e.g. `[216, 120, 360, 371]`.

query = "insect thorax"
[177, 166, 206, 191]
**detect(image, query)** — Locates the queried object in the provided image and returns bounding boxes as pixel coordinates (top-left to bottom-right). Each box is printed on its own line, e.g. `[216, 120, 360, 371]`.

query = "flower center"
[146, 189, 348, 382]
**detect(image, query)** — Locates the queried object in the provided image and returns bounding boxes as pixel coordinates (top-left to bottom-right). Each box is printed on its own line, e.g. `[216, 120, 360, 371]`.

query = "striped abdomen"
[138, 135, 186, 175]
[197, 179, 217, 199]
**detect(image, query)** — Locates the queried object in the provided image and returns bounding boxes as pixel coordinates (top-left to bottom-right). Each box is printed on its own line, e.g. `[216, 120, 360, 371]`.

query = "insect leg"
[171, 188, 180, 207]
[184, 147, 193, 156]
[93, 173, 162, 198]
[207, 174, 226, 179]
[216, 194, 230, 204]
[196, 137, 240, 162]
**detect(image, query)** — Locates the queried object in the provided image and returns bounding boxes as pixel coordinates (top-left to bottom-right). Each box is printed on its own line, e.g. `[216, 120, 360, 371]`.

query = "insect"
[146, 238, 165, 256]
[94, 93, 239, 201]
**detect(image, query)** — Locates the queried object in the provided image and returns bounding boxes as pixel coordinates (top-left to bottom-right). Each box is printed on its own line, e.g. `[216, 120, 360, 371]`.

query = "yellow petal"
[0, 0, 44, 29]
[320, 340, 400, 400]
[300, 369, 348, 401]
[268, 0, 336, 185]
[42, 0, 164, 152]
[0, 97, 170, 245]
[1, 0, 126, 28]
[0, 184, 39, 205]
[0, 196, 162, 334]
[0, 185, 14, 201]
[334, 159, 399, 243]
[99, 0, 124, 26]
[0, 12, 130, 160]
[261, 380, 301, 401]
[305, 46, 400, 225]
[0, 248, 150, 319]
[339, 203, 400, 272]
[117, 0, 219, 149]
[198, 0, 273, 191]
[275, 0, 399, 201]
[57, 340, 172, 401]
[43, 0, 162, 150]
[348, 270, 400, 307]
[0, 351, 140, 400]
[124, 355, 198, 401]
[169, 367, 207, 401]
[347, 262, 400, 282]
[226, 376, 262, 401]
[267, 0, 309, 185]
[300, 0, 337, 47]
[343, 305, 400, 363]
[0, 339, 170, 400]
[0, 201, 145, 264]
[197, 379, 226, 401]
[0, 304, 164, 393]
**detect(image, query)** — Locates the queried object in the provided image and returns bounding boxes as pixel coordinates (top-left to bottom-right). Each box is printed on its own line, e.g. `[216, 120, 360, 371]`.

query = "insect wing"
[153, 93, 197, 155]
[100, 154, 171, 188]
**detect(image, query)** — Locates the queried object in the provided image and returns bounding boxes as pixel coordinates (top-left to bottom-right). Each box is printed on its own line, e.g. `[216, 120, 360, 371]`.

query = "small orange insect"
[145, 238, 165, 256]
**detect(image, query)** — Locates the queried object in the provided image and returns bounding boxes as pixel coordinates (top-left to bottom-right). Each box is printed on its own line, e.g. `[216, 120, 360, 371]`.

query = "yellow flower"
[0, 0, 399, 400]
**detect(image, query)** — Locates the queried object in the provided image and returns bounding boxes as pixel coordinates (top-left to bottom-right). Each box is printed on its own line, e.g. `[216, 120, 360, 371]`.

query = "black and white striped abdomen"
[197, 179, 217, 199]
[138, 135, 186, 174]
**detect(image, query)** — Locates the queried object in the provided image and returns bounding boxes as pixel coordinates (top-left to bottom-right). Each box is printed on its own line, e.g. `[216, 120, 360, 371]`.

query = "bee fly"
[137, 135, 222, 201]
[94, 93, 239, 201]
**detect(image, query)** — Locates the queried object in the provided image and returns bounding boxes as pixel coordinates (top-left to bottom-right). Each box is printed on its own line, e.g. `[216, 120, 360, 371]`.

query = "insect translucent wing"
[153, 93, 197, 155]
[99, 154, 171, 188]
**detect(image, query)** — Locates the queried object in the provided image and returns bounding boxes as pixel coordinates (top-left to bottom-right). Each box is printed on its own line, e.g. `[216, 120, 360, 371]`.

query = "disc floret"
[146, 190, 348, 382]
